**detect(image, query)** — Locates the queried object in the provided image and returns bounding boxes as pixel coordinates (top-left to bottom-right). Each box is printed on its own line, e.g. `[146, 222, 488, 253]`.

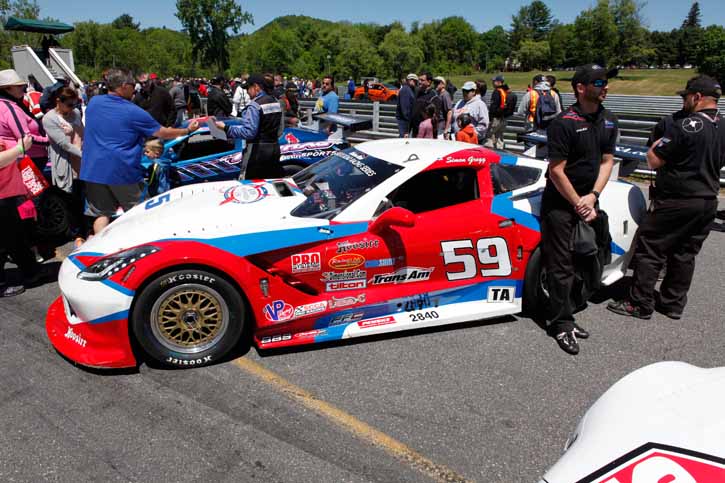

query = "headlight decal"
[70, 246, 160, 294]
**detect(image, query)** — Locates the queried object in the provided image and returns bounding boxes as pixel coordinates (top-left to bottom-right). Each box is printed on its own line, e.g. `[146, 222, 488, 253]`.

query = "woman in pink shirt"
[0, 70, 48, 168]
[0, 134, 42, 297]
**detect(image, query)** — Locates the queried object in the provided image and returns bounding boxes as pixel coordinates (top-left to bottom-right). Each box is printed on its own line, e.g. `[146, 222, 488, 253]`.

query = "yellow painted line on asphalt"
[233, 357, 473, 483]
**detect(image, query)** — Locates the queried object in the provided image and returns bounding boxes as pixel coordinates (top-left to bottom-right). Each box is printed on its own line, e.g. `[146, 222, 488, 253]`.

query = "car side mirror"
[369, 207, 415, 235]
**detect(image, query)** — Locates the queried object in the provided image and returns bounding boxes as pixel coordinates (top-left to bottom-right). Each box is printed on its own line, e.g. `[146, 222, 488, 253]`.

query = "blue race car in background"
[142, 113, 372, 196]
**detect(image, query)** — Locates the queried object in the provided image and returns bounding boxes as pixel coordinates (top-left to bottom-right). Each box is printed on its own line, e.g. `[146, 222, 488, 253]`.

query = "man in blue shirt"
[81, 68, 199, 235]
[315, 75, 339, 114]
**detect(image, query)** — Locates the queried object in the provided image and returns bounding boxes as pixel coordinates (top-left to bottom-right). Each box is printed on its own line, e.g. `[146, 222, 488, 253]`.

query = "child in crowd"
[455, 113, 478, 144]
[143, 139, 164, 159]
[416, 104, 438, 139]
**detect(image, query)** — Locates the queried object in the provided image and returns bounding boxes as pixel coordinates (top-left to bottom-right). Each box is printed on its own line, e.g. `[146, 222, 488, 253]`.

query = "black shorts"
[84, 181, 144, 217]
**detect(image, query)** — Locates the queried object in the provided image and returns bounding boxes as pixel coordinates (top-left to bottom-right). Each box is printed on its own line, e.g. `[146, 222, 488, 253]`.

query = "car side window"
[384, 168, 479, 214]
[489, 163, 541, 195]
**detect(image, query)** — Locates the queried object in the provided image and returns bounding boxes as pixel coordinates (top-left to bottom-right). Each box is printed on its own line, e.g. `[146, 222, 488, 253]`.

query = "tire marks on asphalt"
[233, 357, 474, 483]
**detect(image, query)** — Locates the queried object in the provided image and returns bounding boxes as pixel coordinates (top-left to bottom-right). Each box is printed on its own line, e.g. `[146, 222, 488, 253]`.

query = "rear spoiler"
[312, 112, 373, 132]
[517, 131, 646, 177]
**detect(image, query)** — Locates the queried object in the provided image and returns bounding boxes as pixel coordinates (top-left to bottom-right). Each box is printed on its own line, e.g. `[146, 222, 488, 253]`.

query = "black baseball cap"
[571, 64, 619, 88]
[245, 74, 265, 88]
[677, 75, 722, 99]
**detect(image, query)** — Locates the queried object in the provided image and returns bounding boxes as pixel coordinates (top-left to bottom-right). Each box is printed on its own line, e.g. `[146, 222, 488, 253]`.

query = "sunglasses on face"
[61, 100, 76, 107]
[590, 79, 608, 88]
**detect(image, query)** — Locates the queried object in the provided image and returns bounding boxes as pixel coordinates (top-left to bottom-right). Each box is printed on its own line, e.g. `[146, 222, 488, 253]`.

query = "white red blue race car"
[540, 361, 725, 483]
[46, 139, 645, 369]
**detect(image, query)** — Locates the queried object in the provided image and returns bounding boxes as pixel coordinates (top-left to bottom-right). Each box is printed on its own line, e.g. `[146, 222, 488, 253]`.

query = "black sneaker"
[607, 299, 652, 320]
[1, 284, 25, 297]
[654, 303, 682, 320]
[572, 323, 590, 339]
[555, 331, 579, 355]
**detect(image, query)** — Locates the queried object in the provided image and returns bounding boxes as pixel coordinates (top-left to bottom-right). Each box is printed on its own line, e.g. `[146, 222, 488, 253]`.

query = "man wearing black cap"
[206, 76, 232, 118]
[608, 75, 725, 321]
[541, 63, 619, 355]
[216, 74, 283, 179]
[485, 75, 514, 149]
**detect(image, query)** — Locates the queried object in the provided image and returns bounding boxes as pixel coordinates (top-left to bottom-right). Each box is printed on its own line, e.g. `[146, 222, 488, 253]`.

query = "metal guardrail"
[300, 94, 725, 184]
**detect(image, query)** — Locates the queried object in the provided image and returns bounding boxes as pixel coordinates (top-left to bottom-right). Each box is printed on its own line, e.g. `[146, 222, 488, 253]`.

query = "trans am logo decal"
[368, 267, 434, 285]
[220, 183, 269, 205]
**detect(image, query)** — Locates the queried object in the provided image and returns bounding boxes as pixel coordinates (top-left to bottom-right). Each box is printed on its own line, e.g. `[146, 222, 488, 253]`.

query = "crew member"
[541, 64, 619, 355]
[217, 74, 283, 180]
[608, 75, 725, 320]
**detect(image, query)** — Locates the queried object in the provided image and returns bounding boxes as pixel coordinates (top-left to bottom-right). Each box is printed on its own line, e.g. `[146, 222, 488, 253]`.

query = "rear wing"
[517, 131, 646, 177]
[310, 112, 373, 141]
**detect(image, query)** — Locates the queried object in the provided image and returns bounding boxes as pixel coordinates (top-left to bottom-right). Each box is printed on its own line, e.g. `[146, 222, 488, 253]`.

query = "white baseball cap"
[462, 81, 476, 91]
[0, 69, 26, 88]
[406, 73, 419, 81]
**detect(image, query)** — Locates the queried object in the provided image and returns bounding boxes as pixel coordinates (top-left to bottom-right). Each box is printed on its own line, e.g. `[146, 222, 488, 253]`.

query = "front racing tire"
[131, 269, 245, 368]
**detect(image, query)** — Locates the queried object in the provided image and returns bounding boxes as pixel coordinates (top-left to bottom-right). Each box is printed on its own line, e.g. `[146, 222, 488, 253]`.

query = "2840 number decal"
[409, 311, 439, 322]
[441, 237, 511, 281]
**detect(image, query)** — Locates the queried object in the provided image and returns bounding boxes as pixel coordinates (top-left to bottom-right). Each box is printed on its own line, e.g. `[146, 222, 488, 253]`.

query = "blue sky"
[36, 0, 723, 33]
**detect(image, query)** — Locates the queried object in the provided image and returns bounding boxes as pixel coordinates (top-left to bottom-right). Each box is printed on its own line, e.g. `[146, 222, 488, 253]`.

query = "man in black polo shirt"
[608, 75, 725, 320]
[541, 64, 619, 355]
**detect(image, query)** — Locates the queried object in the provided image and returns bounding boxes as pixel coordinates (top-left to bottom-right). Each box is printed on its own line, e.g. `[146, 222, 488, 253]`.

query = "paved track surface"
[2, 198, 725, 483]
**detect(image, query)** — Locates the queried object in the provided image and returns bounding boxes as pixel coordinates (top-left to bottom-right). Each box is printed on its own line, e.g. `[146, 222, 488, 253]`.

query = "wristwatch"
[591, 190, 600, 199]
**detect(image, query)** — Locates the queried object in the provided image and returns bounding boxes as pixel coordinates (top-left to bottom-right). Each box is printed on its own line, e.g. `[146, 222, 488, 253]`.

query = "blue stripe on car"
[88, 310, 130, 325]
[166, 222, 370, 258]
[491, 193, 541, 232]
[311, 280, 523, 344]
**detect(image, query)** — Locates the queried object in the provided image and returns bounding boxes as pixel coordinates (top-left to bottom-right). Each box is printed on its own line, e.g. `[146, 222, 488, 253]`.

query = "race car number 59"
[441, 237, 511, 281]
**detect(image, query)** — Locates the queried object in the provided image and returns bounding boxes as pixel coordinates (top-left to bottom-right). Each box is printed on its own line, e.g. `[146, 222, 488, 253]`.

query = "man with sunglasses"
[81, 69, 199, 236]
[540, 64, 619, 355]
[608, 75, 725, 321]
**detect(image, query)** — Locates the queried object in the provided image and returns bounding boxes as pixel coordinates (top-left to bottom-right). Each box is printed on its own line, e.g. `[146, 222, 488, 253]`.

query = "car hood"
[79, 179, 327, 256]
[542, 362, 725, 483]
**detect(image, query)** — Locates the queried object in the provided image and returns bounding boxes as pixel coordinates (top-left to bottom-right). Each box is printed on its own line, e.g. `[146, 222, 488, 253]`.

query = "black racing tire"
[131, 269, 245, 368]
[522, 247, 548, 318]
[387, 95, 397, 102]
[37, 189, 72, 239]
[282, 164, 305, 176]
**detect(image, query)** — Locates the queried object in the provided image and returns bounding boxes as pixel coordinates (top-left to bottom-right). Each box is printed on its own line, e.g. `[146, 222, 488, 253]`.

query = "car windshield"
[291, 148, 403, 219]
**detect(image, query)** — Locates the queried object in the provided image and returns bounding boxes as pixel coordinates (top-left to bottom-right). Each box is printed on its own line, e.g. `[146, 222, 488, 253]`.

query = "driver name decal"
[369, 267, 434, 285]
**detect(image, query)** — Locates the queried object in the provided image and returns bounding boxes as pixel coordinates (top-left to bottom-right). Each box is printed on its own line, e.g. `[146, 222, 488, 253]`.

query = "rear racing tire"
[37, 189, 72, 239]
[522, 248, 548, 319]
[131, 269, 245, 368]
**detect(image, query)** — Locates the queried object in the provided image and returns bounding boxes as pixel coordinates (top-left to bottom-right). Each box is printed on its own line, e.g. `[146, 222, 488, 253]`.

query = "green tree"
[379, 27, 423, 82]
[697, 25, 725, 83]
[678, 2, 703, 66]
[681, 2, 701, 29]
[548, 22, 576, 68]
[612, 0, 653, 66]
[335, 30, 382, 81]
[111, 14, 140, 31]
[648, 30, 679, 67]
[479, 26, 511, 71]
[510, 0, 553, 49]
[514, 39, 550, 70]
[572, 0, 618, 66]
[175, 0, 253, 72]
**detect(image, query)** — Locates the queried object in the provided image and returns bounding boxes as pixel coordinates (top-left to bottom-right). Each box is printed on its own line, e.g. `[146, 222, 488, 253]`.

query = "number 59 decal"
[441, 237, 511, 281]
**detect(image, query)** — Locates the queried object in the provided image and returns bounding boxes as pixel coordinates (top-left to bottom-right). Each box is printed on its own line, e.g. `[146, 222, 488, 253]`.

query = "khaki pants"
[484, 117, 506, 149]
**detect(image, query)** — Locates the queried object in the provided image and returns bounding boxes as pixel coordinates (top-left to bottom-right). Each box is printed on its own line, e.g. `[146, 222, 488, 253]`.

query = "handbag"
[18, 156, 49, 197]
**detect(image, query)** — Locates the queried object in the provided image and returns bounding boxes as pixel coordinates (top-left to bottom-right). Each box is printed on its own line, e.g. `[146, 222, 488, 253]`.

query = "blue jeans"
[397, 119, 410, 138]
